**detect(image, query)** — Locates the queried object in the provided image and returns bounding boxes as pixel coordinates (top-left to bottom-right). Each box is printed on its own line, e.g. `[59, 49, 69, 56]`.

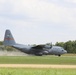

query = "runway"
[0, 64, 76, 68]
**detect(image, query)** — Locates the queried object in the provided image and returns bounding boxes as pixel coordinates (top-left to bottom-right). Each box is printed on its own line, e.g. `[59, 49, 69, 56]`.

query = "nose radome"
[64, 50, 67, 53]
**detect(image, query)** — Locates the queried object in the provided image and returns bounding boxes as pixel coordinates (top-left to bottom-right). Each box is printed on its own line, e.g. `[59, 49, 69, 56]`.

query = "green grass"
[0, 55, 76, 64]
[0, 68, 76, 75]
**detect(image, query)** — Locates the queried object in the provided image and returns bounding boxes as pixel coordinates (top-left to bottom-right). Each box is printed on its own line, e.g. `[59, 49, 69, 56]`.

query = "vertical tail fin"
[3, 30, 16, 46]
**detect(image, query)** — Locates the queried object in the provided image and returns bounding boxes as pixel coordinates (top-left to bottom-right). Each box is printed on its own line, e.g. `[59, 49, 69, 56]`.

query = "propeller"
[45, 42, 52, 49]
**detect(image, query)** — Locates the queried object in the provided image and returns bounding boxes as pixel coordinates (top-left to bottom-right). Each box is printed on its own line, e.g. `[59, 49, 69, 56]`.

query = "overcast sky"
[0, 0, 76, 44]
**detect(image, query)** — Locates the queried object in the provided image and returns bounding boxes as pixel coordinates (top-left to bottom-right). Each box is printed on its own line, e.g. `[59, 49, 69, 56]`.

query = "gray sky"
[0, 0, 76, 44]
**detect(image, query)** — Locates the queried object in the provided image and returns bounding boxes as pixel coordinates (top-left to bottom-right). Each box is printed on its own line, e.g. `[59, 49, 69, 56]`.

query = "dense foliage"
[55, 40, 76, 53]
[0, 41, 3, 45]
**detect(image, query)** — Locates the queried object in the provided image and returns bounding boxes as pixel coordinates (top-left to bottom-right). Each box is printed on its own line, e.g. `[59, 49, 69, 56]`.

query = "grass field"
[0, 68, 76, 75]
[0, 55, 76, 64]
[0, 55, 76, 75]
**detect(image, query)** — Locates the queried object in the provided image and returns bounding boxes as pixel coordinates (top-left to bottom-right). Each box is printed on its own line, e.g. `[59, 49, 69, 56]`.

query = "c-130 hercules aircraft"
[3, 30, 67, 56]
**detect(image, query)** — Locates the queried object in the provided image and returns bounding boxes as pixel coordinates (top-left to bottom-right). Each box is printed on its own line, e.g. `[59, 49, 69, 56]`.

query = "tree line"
[55, 40, 76, 53]
[0, 40, 76, 53]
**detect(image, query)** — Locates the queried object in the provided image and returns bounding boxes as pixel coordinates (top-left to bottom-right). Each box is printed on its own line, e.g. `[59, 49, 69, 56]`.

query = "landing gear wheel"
[58, 55, 61, 57]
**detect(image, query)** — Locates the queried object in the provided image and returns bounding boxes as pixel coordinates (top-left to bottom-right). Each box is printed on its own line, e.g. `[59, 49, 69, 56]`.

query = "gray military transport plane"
[3, 30, 67, 56]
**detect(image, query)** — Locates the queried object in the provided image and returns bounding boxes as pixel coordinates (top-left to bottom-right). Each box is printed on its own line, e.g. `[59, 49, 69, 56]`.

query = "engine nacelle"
[35, 52, 43, 56]
[43, 51, 49, 55]
[44, 45, 52, 49]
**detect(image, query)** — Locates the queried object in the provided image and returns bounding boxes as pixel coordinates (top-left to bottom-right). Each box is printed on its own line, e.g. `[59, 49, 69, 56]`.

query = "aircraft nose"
[64, 50, 67, 53]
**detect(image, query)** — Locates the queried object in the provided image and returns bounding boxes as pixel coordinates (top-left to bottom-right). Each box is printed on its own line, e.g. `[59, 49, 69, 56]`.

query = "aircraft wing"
[32, 45, 45, 49]
[31, 45, 49, 56]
